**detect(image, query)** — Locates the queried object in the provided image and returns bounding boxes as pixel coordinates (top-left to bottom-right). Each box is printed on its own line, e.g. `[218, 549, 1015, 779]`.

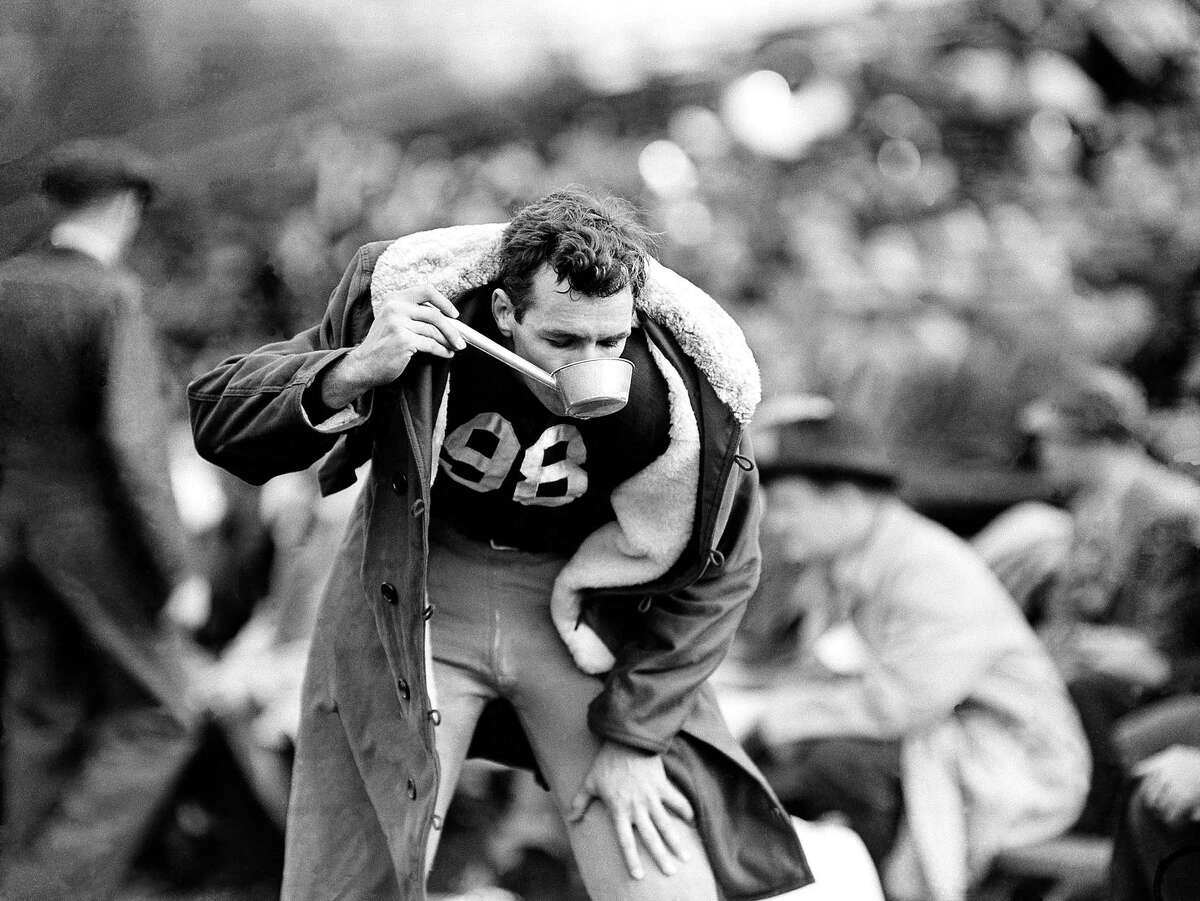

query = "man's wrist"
[319, 351, 370, 411]
[601, 739, 658, 759]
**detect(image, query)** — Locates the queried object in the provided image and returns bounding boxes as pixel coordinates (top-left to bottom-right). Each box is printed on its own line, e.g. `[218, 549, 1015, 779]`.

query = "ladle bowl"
[548, 357, 634, 418]
[451, 320, 634, 419]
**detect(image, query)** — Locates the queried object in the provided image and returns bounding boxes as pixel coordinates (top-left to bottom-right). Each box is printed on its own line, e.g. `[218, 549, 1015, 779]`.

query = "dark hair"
[498, 188, 655, 320]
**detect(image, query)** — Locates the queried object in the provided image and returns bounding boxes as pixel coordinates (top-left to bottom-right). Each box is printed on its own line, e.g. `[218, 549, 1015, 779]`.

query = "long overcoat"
[0, 244, 198, 896]
[0, 245, 193, 725]
[188, 225, 812, 900]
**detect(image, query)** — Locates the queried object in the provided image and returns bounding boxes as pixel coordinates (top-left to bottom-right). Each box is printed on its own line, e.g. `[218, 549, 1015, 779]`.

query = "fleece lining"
[371, 224, 759, 671]
[371, 224, 759, 424]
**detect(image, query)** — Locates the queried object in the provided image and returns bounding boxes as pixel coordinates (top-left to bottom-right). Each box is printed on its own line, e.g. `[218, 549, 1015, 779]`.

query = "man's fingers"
[440, 316, 467, 351]
[648, 799, 691, 863]
[635, 806, 680, 876]
[1133, 756, 1162, 779]
[1141, 775, 1173, 819]
[382, 285, 458, 318]
[407, 304, 467, 350]
[1161, 801, 1185, 826]
[412, 286, 459, 319]
[406, 319, 462, 349]
[660, 781, 694, 824]
[567, 790, 594, 824]
[411, 335, 454, 360]
[613, 809, 645, 880]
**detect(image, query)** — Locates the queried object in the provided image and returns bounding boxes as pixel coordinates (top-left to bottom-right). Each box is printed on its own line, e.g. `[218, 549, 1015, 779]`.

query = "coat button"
[431, 814, 443, 831]
[380, 582, 398, 605]
[422, 604, 435, 621]
[396, 678, 410, 701]
[428, 709, 442, 726]
[390, 473, 408, 495]
[406, 778, 417, 800]
[410, 498, 426, 518]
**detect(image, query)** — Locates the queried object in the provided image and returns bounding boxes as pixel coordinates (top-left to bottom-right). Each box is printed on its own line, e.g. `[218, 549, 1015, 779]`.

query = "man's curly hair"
[498, 188, 655, 320]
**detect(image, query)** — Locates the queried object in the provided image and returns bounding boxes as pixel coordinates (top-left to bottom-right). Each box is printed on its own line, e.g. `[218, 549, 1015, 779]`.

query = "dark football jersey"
[431, 290, 671, 553]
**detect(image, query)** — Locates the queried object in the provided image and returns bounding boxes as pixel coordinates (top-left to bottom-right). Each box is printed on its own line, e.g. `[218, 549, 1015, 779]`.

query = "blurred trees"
[0, 2, 155, 171]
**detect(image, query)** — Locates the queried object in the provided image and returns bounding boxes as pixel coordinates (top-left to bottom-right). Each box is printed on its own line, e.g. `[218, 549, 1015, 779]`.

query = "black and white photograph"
[2, 1, 1199, 899]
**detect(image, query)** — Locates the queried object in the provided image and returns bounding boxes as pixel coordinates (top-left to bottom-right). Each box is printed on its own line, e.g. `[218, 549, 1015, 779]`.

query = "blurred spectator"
[0, 138, 208, 899]
[196, 464, 361, 827]
[1022, 366, 1200, 836]
[1109, 694, 1200, 901]
[972, 500, 1074, 614]
[716, 399, 1089, 901]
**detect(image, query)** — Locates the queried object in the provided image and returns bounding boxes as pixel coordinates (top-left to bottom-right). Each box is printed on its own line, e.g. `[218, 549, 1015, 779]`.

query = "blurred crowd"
[121, 0, 1200, 481]
[4, 0, 1200, 899]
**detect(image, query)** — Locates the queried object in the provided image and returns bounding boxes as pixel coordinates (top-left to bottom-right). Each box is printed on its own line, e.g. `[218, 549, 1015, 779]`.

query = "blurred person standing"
[188, 191, 812, 901]
[715, 401, 1089, 901]
[1022, 367, 1200, 836]
[0, 139, 208, 899]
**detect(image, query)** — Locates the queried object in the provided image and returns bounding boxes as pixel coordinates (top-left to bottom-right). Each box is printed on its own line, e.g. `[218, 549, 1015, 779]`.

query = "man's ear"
[492, 288, 515, 338]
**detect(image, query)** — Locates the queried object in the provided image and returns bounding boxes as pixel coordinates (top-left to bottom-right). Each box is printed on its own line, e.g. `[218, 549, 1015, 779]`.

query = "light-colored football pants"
[424, 523, 720, 901]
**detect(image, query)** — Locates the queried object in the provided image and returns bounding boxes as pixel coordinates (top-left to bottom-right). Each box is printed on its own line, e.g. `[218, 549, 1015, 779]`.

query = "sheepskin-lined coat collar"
[371, 224, 761, 602]
[371, 223, 760, 425]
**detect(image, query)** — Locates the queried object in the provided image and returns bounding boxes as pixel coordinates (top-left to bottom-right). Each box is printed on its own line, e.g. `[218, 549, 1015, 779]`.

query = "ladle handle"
[450, 319, 559, 390]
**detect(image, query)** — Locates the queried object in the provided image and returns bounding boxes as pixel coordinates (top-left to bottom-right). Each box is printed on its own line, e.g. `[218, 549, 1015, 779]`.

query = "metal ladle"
[451, 320, 634, 419]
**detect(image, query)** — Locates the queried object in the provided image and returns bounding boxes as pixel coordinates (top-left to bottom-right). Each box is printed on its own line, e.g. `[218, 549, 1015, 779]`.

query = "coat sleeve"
[187, 247, 374, 485]
[98, 279, 195, 595]
[587, 437, 761, 754]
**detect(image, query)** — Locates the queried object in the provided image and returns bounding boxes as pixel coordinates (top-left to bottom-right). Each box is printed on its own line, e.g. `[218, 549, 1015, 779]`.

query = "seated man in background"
[1019, 367, 1200, 836]
[715, 398, 1090, 901]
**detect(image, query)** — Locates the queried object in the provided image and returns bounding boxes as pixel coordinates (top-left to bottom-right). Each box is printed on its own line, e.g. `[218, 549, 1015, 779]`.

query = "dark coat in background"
[0, 244, 199, 898]
[188, 226, 812, 901]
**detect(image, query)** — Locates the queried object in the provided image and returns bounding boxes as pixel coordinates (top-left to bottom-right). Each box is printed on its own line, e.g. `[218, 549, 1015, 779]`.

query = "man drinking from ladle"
[187, 188, 811, 901]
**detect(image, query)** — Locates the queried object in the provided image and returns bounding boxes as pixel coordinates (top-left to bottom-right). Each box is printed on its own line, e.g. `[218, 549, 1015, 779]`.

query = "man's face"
[493, 264, 634, 413]
[762, 476, 859, 563]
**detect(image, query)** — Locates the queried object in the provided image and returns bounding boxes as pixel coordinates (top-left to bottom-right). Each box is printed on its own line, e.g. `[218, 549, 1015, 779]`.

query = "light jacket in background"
[722, 500, 1089, 901]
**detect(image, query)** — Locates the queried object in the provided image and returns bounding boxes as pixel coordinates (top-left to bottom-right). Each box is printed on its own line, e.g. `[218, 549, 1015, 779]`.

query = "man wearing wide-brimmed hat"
[0, 138, 207, 899]
[716, 397, 1089, 901]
